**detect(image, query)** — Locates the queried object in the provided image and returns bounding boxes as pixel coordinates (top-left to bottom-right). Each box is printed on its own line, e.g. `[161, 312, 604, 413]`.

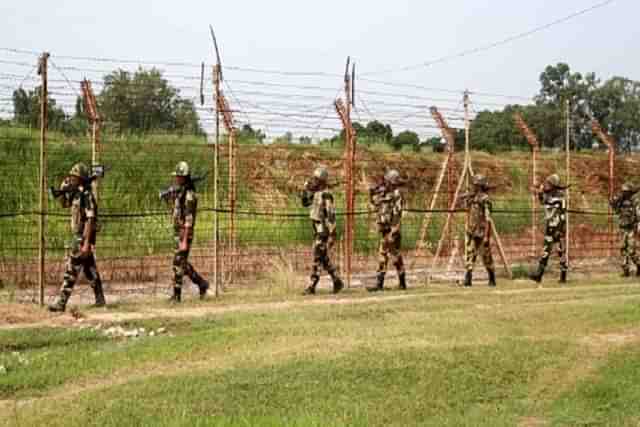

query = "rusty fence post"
[514, 112, 540, 261]
[80, 80, 100, 201]
[334, 57, 356, 288]
[416, 107, 455, 257]
[591, 119, 616, 259]
[565, 100, 571, 269]
[215, 74, 237, 286]
[213, 64, 221, 297]
[335, 94, 356, 287]
[38, 52, 49, 306]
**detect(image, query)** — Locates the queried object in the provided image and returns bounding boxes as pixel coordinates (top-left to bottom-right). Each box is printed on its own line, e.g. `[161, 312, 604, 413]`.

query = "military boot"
[559, 270, 567, 284]
[529, 262, 546, 283]
[398, 272, 407, 290]
[169, 287, 182, 303]
[92, 280, 106, 308]
[331, 275, 344, 294]
[622, 267, 631, 278]
[464, 271, 472, 287]
[192, 272, 209, 300]
[636, 265, 640, 277]
[304, 276, 319, 296]
[367, 272, 385, 292]
[48, 291, 70, 313]
[488, 269, 497, 287]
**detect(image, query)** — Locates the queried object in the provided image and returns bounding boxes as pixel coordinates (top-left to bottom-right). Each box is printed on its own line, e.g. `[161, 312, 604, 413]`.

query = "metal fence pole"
[213, 64, 221, 297]
[565, 100, 571, 269]
[38, 52, 49, 306]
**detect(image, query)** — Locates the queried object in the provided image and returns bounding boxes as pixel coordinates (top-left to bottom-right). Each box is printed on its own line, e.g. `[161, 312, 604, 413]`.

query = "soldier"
[460, 174, 496, 287]
[610, 182, 640, 277]
[529, 174, 568, 284]
[49, 163, 105, 312]
[367, 169, 407, 292]
[300, 166, 344, 295]
[164, 161, 209, 302]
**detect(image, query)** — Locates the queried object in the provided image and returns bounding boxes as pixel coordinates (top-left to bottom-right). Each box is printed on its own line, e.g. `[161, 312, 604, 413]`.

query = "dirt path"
[3, 282, 639, 331]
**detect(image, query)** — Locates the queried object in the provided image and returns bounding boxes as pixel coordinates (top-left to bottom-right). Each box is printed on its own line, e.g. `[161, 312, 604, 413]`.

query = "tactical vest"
[614, 197, 637, 229]
[309, 190, 328, 222]
[173, 188, 198, 230]
[373, 188, 402, 228]
[70, 188, 98, 241]
[541, 190, 566, 229]
[467, 192, 490, 238]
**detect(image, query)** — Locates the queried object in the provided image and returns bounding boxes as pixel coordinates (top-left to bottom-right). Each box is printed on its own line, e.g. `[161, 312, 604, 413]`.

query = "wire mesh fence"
[0, 48, 637, 306]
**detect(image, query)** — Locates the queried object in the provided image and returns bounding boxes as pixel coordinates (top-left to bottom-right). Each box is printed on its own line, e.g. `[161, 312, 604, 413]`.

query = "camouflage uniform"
[301, 167, 344, 295]
[462, 175, 496, 287]
[49, 163, 105, 312]
[367, 169, 407, 292]
[610, 184, 640, 276]
[168, 162, 209, 302]
[530, 174, 568, 284]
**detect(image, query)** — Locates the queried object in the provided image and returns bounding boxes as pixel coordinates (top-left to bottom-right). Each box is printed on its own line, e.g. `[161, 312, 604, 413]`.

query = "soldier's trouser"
[620, 228, 640, 271]
[377, 227, 404, 275]
[310, 231, 338, 283]
[173, 237, 205, 289]
[59, 249, 102, 299]
[465, 235, 494, 273]
[540, 226, 568, 272]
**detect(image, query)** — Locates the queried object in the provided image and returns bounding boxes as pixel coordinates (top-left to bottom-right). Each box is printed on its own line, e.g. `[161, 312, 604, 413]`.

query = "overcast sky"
[0, 0, 635, 139]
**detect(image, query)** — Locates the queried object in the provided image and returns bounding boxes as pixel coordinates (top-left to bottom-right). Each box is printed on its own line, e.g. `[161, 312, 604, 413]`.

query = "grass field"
[0, 126, 617, 264]
[1, 277, 640, 426]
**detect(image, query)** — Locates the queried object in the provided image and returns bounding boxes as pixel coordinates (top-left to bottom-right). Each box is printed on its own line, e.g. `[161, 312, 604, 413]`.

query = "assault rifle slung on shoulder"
[159, 172, 209, 201]
[49, 164, 107, 199]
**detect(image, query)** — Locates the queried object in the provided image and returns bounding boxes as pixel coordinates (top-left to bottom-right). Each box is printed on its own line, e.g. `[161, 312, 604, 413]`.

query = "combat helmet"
[69, 163, 90, 180]
[545, 174, 561, 188]
[172, 161, 191, 177]
[472, 174, 488, 189]
[384, 169, 401, 186]
[313, 166, 329, 183]
[622, 182, 635, 193]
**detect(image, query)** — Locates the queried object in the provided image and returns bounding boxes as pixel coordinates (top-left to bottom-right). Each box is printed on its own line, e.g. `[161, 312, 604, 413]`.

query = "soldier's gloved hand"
[390, 224, 401, 237]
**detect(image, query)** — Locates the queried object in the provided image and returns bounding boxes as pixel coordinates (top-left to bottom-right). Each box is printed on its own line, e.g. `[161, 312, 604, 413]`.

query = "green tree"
[590, 77, 640, 152]
[99, 68, 202, 135]
[391, 130, 419, 151]
[365, 120, 393, 143]
[12, 87, 66, 130]
[237, 124, 266, 144]
[470, 106, 526, 153]
[536, 63, 600, 149]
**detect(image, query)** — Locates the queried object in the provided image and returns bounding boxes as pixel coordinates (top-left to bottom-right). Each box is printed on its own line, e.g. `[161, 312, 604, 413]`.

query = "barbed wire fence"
[0, 46, 634, 306]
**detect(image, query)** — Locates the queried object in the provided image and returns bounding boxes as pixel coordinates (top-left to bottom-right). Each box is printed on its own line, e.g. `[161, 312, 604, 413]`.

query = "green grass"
[2, 279, 640, 426]
[551, 343, 640, 426]
[0, 128, 627, 264]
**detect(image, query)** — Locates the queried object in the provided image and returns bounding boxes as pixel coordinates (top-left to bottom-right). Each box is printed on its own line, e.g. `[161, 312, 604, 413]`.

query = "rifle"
[368, 177, 409, 195]
[50, 164, 107, 199]
[159, 172, 209, 201]
[529, 184, 571, 196]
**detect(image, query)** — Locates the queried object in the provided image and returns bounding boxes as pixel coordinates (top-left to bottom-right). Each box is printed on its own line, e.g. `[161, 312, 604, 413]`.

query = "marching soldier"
[460, 174, 496, 287]
[367, 169, 407, 292]
[49, 163, 106, 312]
[163, 161, 209, 302]
[300, 166, 344, 295]
[610, 183, 640, 277]
[529, 174, 568, 284]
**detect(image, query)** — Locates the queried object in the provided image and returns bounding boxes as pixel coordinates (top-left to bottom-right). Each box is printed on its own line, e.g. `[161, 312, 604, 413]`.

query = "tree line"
[6, 63, 640, 152]
[10, 68, 202, 136]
